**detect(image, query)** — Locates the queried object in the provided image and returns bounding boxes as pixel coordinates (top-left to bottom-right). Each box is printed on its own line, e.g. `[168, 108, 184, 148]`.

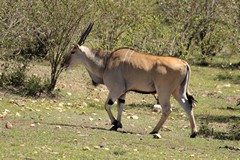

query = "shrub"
[24, 75, 43, 96]
[0, 61, 27, 88]
[0, 61, 45, 97]
[0, 0, 239, 95]
[198, 122, 213, 137]
[198, 119, 240, 140]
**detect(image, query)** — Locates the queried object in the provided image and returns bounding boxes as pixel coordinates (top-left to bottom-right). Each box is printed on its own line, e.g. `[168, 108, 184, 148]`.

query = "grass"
[0, 64, 240, 159]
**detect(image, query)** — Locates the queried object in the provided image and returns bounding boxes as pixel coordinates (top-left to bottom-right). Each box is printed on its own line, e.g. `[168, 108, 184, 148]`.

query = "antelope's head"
[62, 22, 94, 68]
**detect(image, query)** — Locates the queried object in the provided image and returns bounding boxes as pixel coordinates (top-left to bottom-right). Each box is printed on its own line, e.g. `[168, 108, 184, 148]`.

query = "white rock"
[82, 146, 91, 151]
[94, 146, 101, 149]
[94, 98, 100, 102]
[67, 92, 72, 96]
[153, 104, 161, 112]
[66, 103, 72, 106]
[0, 114, 4, 118]
[55, 125, 62, 129]
[15, 112, 21, 117]
[216, 84, 231, 88]
[127, 115, 139, 119]
[82, 102, 88, 107]
[58, 102, 64, 107]
[30, 123, 35, 127]
[5, 121, 13, 129]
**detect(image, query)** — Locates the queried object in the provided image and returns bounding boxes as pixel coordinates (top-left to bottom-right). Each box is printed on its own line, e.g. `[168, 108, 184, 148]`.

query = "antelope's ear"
[70, 44, 80, 54]
[78, 22, 94, 45]
[61, 54, 72, 69]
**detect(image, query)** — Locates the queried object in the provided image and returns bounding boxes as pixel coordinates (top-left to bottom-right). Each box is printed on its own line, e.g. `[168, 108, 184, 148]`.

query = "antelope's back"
[108, 48, 187, 72]
[104, 48, 188, 92]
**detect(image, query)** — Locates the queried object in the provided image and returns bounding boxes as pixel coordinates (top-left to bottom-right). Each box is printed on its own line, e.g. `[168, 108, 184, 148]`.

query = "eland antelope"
[62, 23, 198, 138]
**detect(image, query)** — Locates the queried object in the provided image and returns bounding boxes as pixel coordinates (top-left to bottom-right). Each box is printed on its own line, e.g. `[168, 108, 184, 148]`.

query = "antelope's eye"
[71, 51, 75, 54]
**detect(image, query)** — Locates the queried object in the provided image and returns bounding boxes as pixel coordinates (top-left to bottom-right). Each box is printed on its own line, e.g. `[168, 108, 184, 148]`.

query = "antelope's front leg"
[110, 97, 126, 131]
[105, 89, 125, 131]
[111, 94, 126, 130]
[104, 98, 121, 131]
[105, 98, 116, 125]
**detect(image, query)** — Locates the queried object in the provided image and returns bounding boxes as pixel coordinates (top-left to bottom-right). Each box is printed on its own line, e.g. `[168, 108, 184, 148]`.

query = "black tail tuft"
[186, 92, 197, 107]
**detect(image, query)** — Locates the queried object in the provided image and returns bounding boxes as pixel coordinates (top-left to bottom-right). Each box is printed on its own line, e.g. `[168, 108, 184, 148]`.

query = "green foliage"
[1, 0, 91, 92]
[198, 121, 213, 137]
[0, 0, 239, 94]
[24, 75, 43, 96]
[198, 119, 240, 140]
[228, 121, 240, 140]
[0, 61, 45, 97]
[1, 0, 239, 60]
[0, 61, 27, 88]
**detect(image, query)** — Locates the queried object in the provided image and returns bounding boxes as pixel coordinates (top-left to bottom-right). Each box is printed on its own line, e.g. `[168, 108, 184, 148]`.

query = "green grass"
[0, 65, 240, 159]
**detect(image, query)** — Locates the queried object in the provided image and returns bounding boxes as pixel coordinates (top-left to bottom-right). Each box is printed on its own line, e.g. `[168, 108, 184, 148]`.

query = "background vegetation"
[0, 0, 239, 94]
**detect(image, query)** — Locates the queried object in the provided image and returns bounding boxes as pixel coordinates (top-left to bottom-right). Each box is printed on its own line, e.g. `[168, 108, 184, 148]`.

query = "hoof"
[153, 133, 161, 139]
[110, 120, 122, 131]
[110, 125, 118, 131]
[190, 132, 197, 138]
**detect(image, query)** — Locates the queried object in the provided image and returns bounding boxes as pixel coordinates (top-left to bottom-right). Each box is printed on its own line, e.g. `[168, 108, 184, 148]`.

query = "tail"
[182, 64, 197, 107]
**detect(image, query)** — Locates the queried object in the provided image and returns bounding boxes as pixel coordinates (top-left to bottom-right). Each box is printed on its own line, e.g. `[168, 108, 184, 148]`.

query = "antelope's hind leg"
[173, 90, 197, 138]
[150, 92, 172, 135]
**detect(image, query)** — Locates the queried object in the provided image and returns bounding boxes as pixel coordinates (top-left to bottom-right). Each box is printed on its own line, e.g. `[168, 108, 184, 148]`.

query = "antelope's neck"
[81, 46, 108, 83]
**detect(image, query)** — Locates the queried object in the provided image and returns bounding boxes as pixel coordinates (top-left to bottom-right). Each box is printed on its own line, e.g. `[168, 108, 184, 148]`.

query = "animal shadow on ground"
[44, 122, 144, 135]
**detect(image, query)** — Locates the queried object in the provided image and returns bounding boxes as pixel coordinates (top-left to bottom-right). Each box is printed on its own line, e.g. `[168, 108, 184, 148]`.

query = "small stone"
[217, 90, 223, 94]
[190, 154, 195, 157]
[20, 143, 25, 147]
[94, 98, 100, 102]
[2, 109, 10, 116]
[55, 125, 62, 129]
[216, 84, 231, 89]
[67, 103, 72, 106]
[170, 117, 175, 120]
[82, 146, 91, 151]
[82, 102, 88, 107]
[127, 115, 139, 119]
[133, 149, 138, 152]
[58, 102, 64, 107]
[148, 126, 152, 129]
[30, 123, 36, 127]
[162, 125, 171, 131]
[94, 146, 101, 149]
[153, 104, 161, 112]
[0, 114, 4, 119]
[5, 121, 13, 129]
[81, 111, 86, 115]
